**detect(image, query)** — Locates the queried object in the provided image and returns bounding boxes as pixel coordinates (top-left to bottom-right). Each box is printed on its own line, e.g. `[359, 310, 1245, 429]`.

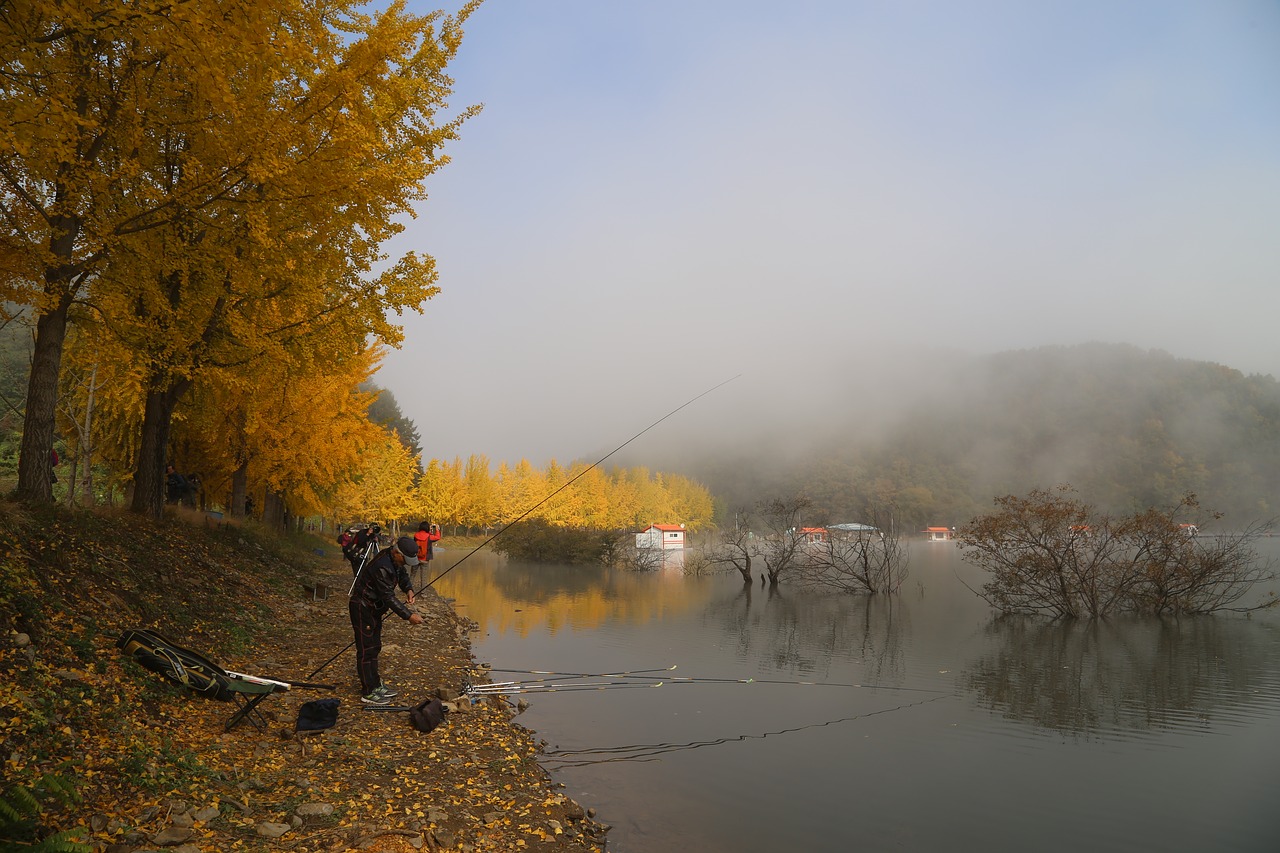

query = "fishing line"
[420, 374, 741, 591]
[540, 694, 954, 768]
[308, 375, 740, 679]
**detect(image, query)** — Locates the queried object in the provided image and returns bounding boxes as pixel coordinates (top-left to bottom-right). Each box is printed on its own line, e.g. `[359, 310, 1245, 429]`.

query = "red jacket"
[414, 528, 441, 561]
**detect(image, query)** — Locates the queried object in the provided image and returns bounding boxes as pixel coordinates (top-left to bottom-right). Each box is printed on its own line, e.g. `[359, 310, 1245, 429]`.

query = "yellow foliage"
[418, 456, 714, 533]
[4, 0, 480, 510]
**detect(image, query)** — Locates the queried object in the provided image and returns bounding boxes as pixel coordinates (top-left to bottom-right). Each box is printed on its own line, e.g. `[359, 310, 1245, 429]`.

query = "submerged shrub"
[958, 487, 1276, 617]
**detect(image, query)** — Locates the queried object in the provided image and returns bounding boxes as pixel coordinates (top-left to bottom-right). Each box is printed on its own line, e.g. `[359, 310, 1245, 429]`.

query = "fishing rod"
[420, 374, 741, 591]
[465, 681, 665, 695]
[468, 679, 666, 691]
[486, 665, 679, 681]
[308, 375, 740, 679]
[360, 681, 664, 714]
[484, 665, 949, 694]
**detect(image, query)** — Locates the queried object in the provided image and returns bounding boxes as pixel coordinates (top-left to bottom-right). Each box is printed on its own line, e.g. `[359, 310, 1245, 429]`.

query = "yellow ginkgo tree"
[2, 0, 481, 514]
[2, 0, 276, 500]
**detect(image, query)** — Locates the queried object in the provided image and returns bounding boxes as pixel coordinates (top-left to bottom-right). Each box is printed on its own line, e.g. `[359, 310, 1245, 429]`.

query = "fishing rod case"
[117, 628, 323, 732]
[117, 628, 237, 701]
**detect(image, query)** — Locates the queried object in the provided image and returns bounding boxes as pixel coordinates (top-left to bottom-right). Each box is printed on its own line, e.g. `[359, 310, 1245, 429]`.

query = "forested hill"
[688, 344, 1280, 530]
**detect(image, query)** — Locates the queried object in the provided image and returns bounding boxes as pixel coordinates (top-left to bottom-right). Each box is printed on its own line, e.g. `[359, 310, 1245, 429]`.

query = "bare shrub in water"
[958, 487, 1277, 617]
[793, 506, 910, 595]
[703, 496, 813, 586]
[703, 513, 758, 584]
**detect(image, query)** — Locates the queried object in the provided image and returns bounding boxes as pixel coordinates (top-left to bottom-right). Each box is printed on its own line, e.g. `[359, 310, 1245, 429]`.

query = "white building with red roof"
[636, 523, 687, 550]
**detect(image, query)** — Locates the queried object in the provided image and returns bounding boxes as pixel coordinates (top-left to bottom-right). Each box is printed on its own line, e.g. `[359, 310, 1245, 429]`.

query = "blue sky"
[377, 0, 1280, 466]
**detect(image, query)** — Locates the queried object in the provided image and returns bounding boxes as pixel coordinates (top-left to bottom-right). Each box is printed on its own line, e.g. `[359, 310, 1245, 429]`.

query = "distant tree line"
[402, 458, 714, 537]
[0, 311, 717, 532]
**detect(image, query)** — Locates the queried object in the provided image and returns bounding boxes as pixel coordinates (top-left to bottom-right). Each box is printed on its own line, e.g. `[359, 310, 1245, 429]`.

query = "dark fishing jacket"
[350, 548, 414, 619]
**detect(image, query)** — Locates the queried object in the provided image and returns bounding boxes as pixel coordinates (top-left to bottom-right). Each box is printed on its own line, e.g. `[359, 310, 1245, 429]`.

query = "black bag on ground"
[409, 698, 447, 733]
[296, 698, 341, 732]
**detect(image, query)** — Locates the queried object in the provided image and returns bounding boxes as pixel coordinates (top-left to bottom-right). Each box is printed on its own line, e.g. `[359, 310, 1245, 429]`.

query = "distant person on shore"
[165, 465, 195, 505]
[338, 526, 358, 560]
[414, 521, 442, 580]
[348, 523, 380, 577]
[349, 535, 423, 705]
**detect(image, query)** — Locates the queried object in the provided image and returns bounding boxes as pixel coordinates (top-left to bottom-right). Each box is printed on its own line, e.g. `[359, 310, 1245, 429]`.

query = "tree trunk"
[230, 462, 248, 518]
[65, 454, 79, 506]
[80, 361, 97, 504]
[130, 380, 190, 519]
[15, 298, 73, 502]
[262, 490, 286, 530]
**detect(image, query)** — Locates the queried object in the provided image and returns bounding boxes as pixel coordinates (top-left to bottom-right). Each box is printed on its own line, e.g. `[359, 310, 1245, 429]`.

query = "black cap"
[396, 536, 420, 566]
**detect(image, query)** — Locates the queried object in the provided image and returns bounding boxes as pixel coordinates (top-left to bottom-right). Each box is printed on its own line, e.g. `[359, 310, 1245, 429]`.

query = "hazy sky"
[377, 0, 1280, 467]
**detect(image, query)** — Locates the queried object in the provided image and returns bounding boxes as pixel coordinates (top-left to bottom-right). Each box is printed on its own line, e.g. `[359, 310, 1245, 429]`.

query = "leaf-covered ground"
[0, 502, 609, 852]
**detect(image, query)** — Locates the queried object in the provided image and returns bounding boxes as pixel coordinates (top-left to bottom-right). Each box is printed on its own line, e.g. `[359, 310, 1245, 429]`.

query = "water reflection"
[434, 555, 700, 636]
[451, 545, 1280, 853]
[964, 614, 1280, 737]
[703, 584, 908, 685]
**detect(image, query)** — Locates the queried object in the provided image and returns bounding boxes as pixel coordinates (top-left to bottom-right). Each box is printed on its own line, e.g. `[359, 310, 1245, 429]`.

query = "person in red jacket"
[414, 521, 442, 578]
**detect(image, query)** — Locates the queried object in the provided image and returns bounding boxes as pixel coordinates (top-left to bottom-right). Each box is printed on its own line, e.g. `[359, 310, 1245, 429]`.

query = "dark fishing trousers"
[349, 598, 384, 695]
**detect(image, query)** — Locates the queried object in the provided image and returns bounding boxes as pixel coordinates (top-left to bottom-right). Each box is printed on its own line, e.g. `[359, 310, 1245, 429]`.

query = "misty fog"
[373, 1, 1279, 521]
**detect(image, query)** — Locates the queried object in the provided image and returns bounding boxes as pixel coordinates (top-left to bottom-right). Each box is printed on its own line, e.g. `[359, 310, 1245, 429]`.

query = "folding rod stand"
[225, 690, 276, 732]
[222, 671, 291, 732]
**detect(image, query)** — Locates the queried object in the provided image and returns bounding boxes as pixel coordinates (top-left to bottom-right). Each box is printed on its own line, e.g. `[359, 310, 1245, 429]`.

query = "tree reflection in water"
[964, 614, 1279, 737]
[706, 583, 909, 688]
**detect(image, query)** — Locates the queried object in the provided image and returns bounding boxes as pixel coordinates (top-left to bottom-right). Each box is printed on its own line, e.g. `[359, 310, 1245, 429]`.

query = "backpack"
[408, 697, 447, 733]
[296, 698, 341, 732]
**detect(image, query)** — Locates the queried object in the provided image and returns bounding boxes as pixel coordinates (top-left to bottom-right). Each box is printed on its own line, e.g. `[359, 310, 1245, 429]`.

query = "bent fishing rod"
[308, 374, 740, 679]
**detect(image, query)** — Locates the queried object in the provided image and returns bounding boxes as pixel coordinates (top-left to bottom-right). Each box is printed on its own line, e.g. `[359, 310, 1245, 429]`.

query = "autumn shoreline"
[0, 503, 609, 852]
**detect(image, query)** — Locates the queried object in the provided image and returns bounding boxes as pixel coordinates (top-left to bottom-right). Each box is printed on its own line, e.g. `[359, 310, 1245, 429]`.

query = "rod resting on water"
[308, 375, 741, 680]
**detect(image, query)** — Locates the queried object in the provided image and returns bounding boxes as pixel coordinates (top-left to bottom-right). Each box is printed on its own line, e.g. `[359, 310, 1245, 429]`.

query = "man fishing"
[349, 535, 424, 705]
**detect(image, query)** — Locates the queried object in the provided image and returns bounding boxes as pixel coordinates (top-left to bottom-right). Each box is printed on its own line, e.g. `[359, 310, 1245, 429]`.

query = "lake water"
[432, 541, 1280, 853]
